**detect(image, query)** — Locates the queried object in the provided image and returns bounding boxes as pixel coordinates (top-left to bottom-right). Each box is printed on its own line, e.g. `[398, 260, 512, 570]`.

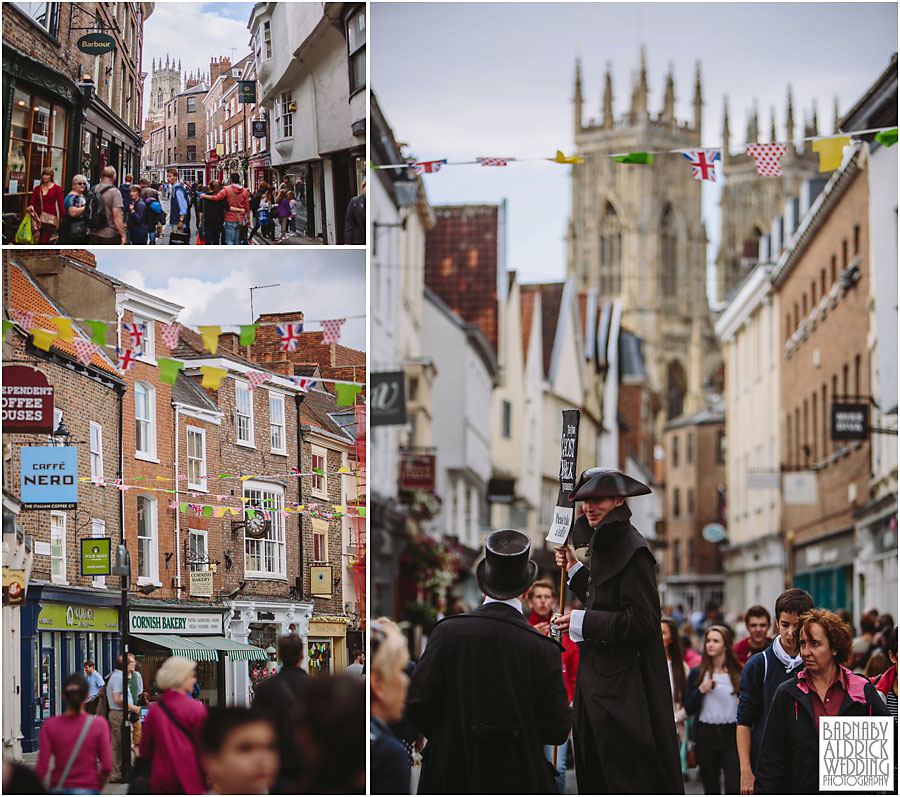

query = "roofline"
[300, 425, 354, 446]
[838, 53, 898, 131]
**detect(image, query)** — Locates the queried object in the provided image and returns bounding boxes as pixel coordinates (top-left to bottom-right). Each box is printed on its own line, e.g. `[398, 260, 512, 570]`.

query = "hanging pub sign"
[831, 401, 869, 441]
[370, 372, 406, 426]
[546, 410, 580, 544]
[20, 446, 77, 509]
[80, 538, 111, 576]
[398, 453, 435, 492]
[76, 33, 116, 54]
[2, 568, 26, 606]
[252, 120, 267, 138]
[2, 366, 55, 434]
[237, 81, 257, 103]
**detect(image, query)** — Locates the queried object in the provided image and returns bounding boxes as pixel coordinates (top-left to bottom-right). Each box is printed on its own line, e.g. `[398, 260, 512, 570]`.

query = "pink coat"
[138, 690, 207, 794]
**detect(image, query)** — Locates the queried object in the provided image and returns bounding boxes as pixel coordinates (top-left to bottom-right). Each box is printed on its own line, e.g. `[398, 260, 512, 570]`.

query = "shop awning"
[130, 633, 219, 661]
[184, 636, 268, 661]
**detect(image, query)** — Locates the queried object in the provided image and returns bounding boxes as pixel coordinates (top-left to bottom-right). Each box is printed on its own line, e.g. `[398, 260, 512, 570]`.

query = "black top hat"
[569, 467, 652, 501]
[475, 529, 538, 601]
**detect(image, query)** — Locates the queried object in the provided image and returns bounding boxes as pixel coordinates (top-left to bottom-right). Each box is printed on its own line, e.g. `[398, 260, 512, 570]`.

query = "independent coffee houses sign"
[76, 33, 116, 54]
[831, 402, 869, 441]
[371, 372, 406, 426]
[237, 81, 256, 103]
[20, 446, 77, 510]
[129, 610, 223, 635]
[37, 603, 119, 632]
[2, 366, 55, 434]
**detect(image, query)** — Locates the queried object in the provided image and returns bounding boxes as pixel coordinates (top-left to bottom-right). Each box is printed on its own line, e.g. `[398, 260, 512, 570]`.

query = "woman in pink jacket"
[138, 656, 207, 793]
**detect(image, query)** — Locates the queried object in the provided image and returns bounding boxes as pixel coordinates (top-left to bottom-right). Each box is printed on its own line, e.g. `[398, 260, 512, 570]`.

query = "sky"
[372, 2, 898, 294]
[141, 1, 257, 121]
[91, 251, 367, 351]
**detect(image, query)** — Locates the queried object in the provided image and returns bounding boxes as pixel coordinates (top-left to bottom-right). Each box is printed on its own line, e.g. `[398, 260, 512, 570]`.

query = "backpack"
[87, 673, 111, 718]
[249, 191, 262, 213]
[147, 199, 166, 226]
[84, 184, 114, 230]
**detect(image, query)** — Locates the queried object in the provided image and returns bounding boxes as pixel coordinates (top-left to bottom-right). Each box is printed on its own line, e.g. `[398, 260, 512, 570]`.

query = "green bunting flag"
[85, 320, 108, 345]
[335, 383, 362, 407]
[2, 320, 11, 338]
[179, 502, 188, 513]
[239, 324, 259, 346]
[157, 358, 185, 385]
[312, 467, 324, 475]
[357, 508, 366, 518]
[612, 152, 654, 164]
[874, 129, 897, 147]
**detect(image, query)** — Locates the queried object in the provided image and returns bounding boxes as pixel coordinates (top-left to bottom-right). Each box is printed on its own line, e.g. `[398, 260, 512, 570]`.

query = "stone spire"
[746, 100, 759, 144]
[811, 100, 819, 136]
[693, 61, 703, 135]
[833, 97, 840, 133]
[662, 63, 675, 122]
[573, 58, 583, 132]
[630, 45, 648, 121]
[602, 62, 613, 130]
[165, 54, 169, 68]
[785, 85, 795, 154]
[722, 95, 730, 165]
[770, 107, 777, 142]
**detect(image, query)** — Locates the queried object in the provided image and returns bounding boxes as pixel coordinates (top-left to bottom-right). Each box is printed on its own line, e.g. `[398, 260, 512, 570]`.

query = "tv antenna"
[250, 284, 281, 322]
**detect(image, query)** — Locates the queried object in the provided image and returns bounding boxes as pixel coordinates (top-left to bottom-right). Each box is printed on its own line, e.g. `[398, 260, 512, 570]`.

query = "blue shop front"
[19, 584, 120, 753]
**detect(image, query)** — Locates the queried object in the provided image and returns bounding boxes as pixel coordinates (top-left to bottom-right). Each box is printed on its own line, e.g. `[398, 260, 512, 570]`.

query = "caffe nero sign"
[77, 33, 116, 54]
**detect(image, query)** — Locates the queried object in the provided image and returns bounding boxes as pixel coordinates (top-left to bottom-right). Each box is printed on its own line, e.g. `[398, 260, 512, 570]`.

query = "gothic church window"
[661, 204, 677, 296]
[666, 360, 686, 420]
[598, 201, 622, 295]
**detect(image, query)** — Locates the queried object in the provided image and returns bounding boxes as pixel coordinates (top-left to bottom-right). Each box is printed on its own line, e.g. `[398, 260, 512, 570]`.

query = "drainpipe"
[174, 406, 182, 600]
[294, 393, 306, 591]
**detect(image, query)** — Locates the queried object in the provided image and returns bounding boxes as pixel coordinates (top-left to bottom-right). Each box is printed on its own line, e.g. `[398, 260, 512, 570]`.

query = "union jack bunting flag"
[290, 376, 316, 392]
[681, 149, 721, 182]
[276, 322, 303, 352]
[189, 503, 204, 516]
[115, 348, 137, 372]
[477, 157, 515, 167]
[253, 505, 272, 521]
[411, 159, 447, 174]
[122, 322, 146, 351]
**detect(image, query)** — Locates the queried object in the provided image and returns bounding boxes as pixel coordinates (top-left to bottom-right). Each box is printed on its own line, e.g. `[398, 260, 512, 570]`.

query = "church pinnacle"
[573, 58, 583, 131]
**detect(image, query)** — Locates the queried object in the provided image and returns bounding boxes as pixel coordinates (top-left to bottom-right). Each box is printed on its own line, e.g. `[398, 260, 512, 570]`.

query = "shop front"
[250, 155, 275, 193]
[80, 98, 142, 188]
[793, 529, 856, 613]
[128, 605, 265, 709]
[19, 586, 120, 753]
[307, 615, 350, 676]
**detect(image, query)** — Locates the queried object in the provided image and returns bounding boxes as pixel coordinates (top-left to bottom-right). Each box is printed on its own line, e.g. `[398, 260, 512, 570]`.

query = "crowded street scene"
[371, 2, 897, 794]
[2, 249, 366, 793]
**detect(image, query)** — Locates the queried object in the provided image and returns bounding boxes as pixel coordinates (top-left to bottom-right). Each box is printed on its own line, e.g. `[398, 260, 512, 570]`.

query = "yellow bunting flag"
[49, 317, 74, 342]
[30, 328, 57, 351]
[811, 137, 850, 172]
[199, 366, 227, 389]
[214, 507, 228, 518]
[549, 149, 584, 165]
[333, 505, 345, 514]
[198, 326, 221, 354]
[240, 475, 255, 481]
[337, 466, 351, 474]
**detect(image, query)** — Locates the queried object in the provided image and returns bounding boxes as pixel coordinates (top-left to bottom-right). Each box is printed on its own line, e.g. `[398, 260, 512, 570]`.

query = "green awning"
[184, 636, 268, 661]
[130, 633, 219, 661]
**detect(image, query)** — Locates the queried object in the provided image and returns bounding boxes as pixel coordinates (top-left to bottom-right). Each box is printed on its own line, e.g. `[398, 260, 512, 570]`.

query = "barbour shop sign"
[77, 33, 116, 54]
[129, 610, 223, 635]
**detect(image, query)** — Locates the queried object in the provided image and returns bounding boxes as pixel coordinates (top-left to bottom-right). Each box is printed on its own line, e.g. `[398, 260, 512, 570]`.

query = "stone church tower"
[147, 55, 182, 127]
[566, 49, 720, 421]
[714, 90, 824, 303]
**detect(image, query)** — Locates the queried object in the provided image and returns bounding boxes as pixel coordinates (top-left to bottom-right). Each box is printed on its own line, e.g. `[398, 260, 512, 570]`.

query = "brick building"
[3, 253, 125, 753]
[164, 78, 209, 184]
[3, 1, 153, 220]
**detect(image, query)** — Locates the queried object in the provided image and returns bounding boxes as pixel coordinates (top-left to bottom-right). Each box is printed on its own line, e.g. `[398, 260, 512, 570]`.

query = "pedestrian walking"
[287, 191, 297, 234]
[200, 180, 225, 245]
[734, 605, 773, 666]
[276, 190, 291, 241]
[407, 528, 571, 794]
[34, 672, 111, 794]
[553, 467, 684, 794]
[166, 168, 191, 241]
[247, 182, 268, 242]
[59, 175, 89, 245]
[126, 186, 148, 245]
[661, 617, 691, 777]
[83, 660, 105, 715]
[684, 625, 743, 794]
[140, 179, 164, 244]
[345, 649, 365, 678]
[755, 609, 890, 794]
[370, 618, 411, 795]
[344, 180, 365, 244]
[136, 656, 206, 794]
[200, 708, 278, 796]
[88, 167, 126, 246]
[26, 166, 64, 244]
[200, 173, 250, 245]
[119, 173, 133, 244]
[735, 588, 812, 793]
[106, 653, 142, 783]
[191, 181, 202, 230]
[874, 627, 897, 793]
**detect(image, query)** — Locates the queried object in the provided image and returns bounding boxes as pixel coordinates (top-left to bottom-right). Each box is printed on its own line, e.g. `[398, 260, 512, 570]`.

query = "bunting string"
[76, 465, 365, 485]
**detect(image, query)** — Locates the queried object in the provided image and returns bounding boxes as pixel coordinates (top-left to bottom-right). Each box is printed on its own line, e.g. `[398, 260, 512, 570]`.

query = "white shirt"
[566, 562, 586, 642]
[482, 595, 525, 612]
[698, 672, 739, 724]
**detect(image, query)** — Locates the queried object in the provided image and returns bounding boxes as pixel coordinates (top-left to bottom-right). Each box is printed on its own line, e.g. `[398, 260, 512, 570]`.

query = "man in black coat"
[554, 467, 684, 794]
[407, 529, 572, 794]
[343, 180, 365, 244]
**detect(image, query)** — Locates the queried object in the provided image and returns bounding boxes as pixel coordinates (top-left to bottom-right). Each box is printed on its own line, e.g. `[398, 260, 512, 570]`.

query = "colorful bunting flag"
[10, 310, 35, 329]
[276, 322, 303, 352]
[31, 328, 57, 351]
[85, 320, 107, 345]
[612, 152, 654, 164]
[3, 320, 13, 338]
[335, 383, 362, 407]
[321, 318, 345, 345]
[246, 370, 269, 390]
[549, 150, 584, 165]
[160, 322, 181, 350]
[874, 129, 897, 147]
[745, 143, 787, 176]
[811, 137, 850, 172]
[198, 325, 221, 354]
[189, 503, 203, 516]
[239, 324, 259, 346]
[122, 322, 146, 350]
[200, 366, 227, 389]
[291, 377, 316, 392]
[681, 149, 721, 181]
[412, 160, 447, 174]
[50, 317, 74, 342]
[72, 339, 100, 365]
[116, 348, 137, 372]
[158, 358, 185, 385]
[477, 157, 514, 167]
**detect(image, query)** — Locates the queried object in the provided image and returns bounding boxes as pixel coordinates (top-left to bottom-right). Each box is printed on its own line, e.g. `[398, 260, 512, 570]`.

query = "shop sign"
[20, 446, 77, 509]
[831, 402, 869, 441]
[129, 610, 223, 634]
[398, 453, 435, 492]
[37, 603, 119, 632]
[31, 134, 48, 145]
[189, 570, 213, 597]
[252, 120, 266, 138]
[487, 477, 516, 504]
[76, 33, 116, 54]
[237, 81, 256, 103]
[2, 568, 26, 606]
[370, 372, 406, 426]
[208, 150, 219, 163]
[216, 143, 225, 156]
[702, 523, 727, 543]
[2, 366, 55, 434]
[80, 538, 111, 575]
[783, 472, 817, 505]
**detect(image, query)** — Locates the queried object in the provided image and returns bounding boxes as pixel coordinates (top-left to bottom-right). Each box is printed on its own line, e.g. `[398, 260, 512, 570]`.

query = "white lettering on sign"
[834, 411, 864, 433]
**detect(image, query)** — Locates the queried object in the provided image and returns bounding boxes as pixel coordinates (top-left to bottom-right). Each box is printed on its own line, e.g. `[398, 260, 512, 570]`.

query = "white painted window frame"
[269, 392, 286, 455]
[311, 445, 328, 499]
[89, 421, 103, 481]
[50, 511, 67, 584]
[134, 381, 157, 461]
[235, 379, 255, 447]
[136, 495, 160, 585]
[186, 425, 207, 491]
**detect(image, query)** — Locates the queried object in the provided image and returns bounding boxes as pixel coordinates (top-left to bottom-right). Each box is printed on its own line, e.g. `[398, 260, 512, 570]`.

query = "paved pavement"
[564, 762, 704, 793]
[21, 750, 131, 794]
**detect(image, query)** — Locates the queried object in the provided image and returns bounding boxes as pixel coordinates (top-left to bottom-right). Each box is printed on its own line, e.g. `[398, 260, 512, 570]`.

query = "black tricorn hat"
[569, 467, 652, 501]
[475, 529, 538, 601]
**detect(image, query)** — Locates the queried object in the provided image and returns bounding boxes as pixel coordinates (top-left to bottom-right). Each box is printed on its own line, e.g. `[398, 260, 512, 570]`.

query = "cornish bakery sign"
[129, 610, 223, 635]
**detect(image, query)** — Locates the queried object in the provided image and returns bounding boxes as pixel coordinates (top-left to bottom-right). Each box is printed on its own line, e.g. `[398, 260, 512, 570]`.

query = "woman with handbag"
[135, 656, 207, 794]
[35, 672, 112, 794]
[27, 166, 65, 244]
[60, 175, 90, 245]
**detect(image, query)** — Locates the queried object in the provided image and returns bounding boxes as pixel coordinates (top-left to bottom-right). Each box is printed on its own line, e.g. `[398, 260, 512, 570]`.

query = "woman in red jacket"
[27, 166, 65, 243]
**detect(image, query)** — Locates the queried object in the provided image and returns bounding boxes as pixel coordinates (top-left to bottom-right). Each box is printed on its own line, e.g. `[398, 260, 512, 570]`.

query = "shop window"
[311, 447, 327, 498]
[134, 382, 156, 459]
[269, 392, 286, 454]
[189, 529, 208, 572]
[137, 495, 158, 583]
[91, 519, 106, 588]
[186, 426, 206, 490]
[235, 380, 254, 446]
[243, 482, 285, 578]
[345, 5, 366, 93]
[50, 511, 66, 584]
[89, 422, 103, 481]
[312, 519, 328, 563]
[307, 639, 332, 675]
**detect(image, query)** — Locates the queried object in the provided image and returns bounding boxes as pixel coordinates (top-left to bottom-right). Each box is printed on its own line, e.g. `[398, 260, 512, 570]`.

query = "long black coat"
[567, 504, 685, 794]
[406, 601, 571, 794]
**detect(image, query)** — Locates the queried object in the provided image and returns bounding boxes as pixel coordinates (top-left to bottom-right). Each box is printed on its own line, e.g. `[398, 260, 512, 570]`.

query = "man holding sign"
[553, 467, 684, 794]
